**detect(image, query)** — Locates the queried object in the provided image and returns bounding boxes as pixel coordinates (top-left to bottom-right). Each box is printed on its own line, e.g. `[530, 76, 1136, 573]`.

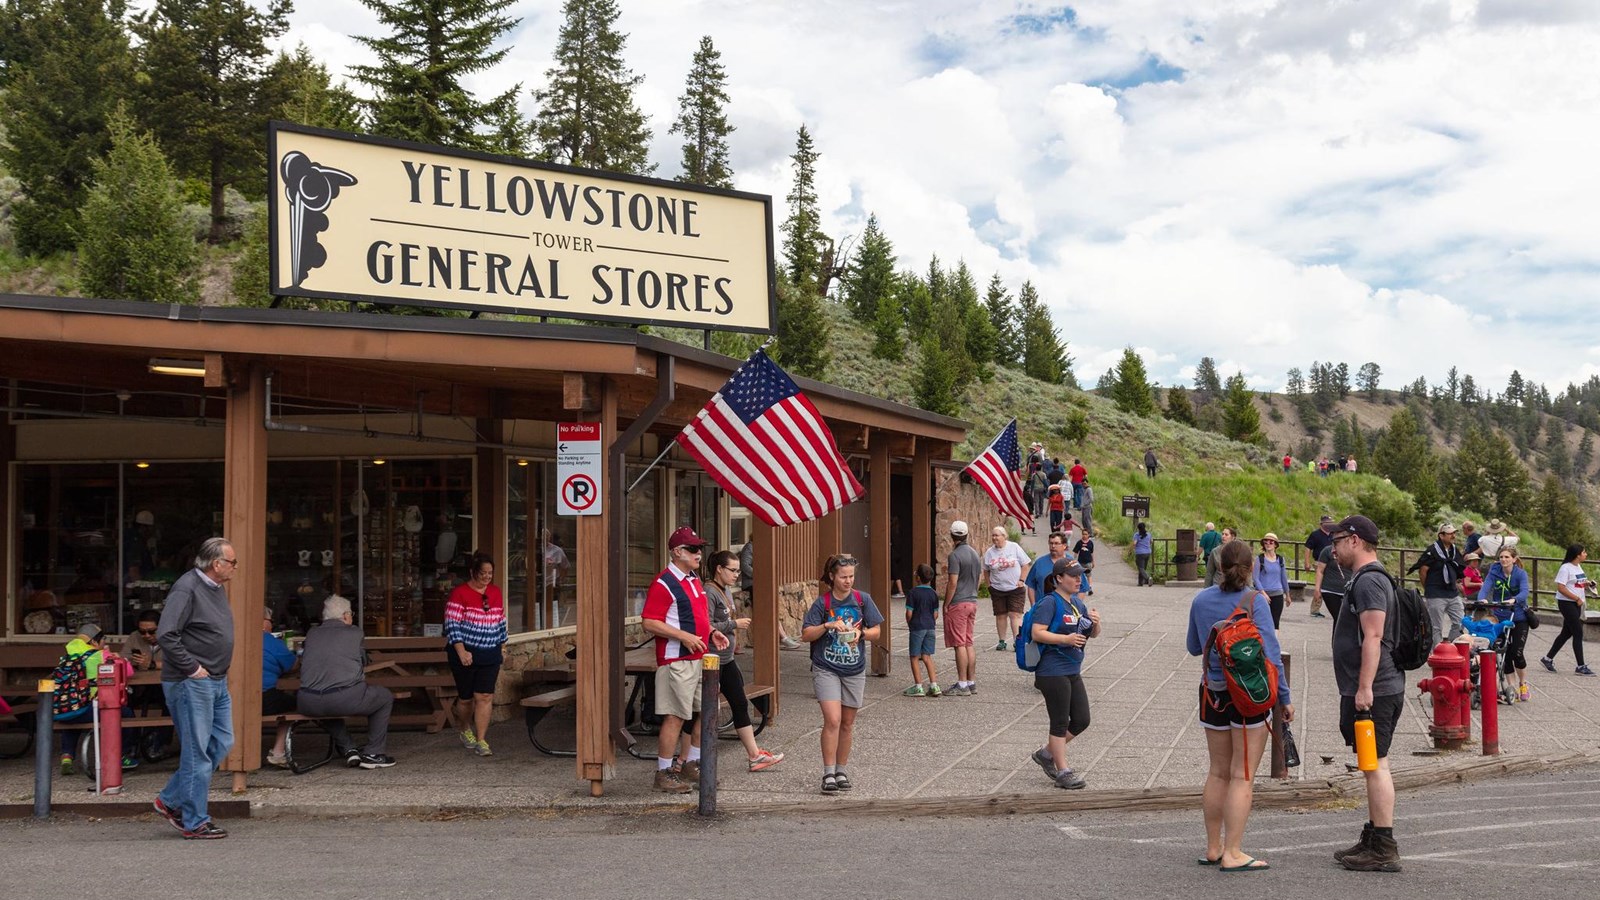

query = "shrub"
[1357, 487, 1416, 541]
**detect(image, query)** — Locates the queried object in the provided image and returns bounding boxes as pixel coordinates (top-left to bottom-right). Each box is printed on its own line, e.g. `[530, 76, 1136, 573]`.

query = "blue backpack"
[1016, 592, 1067, 672]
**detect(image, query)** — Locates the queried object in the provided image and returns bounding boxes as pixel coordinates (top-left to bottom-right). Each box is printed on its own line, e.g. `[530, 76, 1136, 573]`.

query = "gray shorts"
[811, 665, 866, 708]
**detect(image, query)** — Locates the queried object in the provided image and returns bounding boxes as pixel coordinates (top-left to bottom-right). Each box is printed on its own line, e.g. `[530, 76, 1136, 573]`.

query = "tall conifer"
[533, 0, 653, 174]
[781, 124, 824, 294]
[670, 35, 733, 188]
[984, 274, 1021, 368]
[843, 214, 894, 323]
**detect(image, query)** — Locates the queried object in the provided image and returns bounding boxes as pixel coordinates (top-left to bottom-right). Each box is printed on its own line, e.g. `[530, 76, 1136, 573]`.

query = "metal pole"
[697, 654, 721, 817]
[1479, 649, 1500, 755]
[34, 680, 54, 820]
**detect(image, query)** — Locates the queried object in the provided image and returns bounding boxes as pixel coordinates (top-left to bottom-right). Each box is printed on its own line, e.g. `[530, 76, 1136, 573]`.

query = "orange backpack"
[1203, 593, 1280, 717]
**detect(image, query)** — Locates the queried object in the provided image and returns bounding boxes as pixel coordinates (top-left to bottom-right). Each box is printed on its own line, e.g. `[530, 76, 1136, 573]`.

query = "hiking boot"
[1339, 831, 1401, 872]
[678, 759, 701, 784]
[1333, 823, 1372, 862]
[1540, 656, 1556, 672]
[1031, 747, 1059, 778]
[993, 640, 1007, 651]
[653, 768, 692, 793]
[748, 749, 784, 772]
[927, 682, 942, 697]
[1577, 665, 1597, 676]
[903, 684, 926, 697]
[1054, 769, 1086, 789]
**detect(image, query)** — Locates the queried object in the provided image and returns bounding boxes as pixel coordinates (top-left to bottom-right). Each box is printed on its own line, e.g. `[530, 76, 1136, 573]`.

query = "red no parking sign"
[557, 422, 602, 516]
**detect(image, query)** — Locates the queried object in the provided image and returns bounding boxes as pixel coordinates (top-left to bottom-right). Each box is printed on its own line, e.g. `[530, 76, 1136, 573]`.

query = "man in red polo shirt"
[641, 525, 728, 793]
[1068, 458, 1088, 509]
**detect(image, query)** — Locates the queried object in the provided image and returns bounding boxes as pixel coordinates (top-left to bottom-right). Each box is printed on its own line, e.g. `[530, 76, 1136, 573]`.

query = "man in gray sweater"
[297, 595, 396, 769]
[153, 537, 237, 840]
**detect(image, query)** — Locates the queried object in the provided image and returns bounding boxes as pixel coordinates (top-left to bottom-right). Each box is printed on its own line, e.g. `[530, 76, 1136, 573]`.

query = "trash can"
[1175, 528, 1198, 581]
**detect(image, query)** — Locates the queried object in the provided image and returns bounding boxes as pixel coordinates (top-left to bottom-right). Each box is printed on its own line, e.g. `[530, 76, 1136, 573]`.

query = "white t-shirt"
[1555, 562, 1590, 604]
[982, 541, 1031, 592]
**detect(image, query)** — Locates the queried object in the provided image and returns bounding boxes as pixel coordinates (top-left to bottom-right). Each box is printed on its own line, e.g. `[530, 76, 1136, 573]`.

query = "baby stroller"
[1461, 600, 1516, 707]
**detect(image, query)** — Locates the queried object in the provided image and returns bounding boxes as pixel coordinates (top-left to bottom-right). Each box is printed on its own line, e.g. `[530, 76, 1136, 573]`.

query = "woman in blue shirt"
[1253, 534, 1291, 629]
[1134, 522, 1153, 586]
[1028, 557, 1099, 790]
[1478, 546, 1531, 700]
[1186, 541, 1293, 872]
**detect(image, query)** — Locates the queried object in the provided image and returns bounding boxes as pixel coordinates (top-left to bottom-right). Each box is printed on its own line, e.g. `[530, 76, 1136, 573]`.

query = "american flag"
[964, 419, 1033, 525]
[676, 349, 865, 527]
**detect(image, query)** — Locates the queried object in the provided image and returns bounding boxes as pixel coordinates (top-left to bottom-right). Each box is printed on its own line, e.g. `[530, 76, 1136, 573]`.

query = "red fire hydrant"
[95, 654, 127, 795]
[1417, 642, 1471, 749]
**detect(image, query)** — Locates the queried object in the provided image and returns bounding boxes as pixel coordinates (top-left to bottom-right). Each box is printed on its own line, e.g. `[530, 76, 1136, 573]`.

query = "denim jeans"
[159, 677, 233, 831]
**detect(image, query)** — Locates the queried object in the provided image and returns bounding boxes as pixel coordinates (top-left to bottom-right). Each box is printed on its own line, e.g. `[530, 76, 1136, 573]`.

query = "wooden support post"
[869, 431, 893, 676]
[576, 379, 617, 793]
[753, 518, 779, 720]
[912, 440, 933, 600]
[0, 407, 12, 635]
[476, 419, 508, 600]
[222, 362, 267, 783]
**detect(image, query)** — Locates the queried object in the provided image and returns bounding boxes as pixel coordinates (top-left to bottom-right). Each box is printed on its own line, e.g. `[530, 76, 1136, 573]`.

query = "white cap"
[951, 520, 969, 537]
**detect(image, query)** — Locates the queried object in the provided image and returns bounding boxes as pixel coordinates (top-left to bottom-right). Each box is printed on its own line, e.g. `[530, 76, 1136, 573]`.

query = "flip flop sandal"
[1220, 857, 1270, 872]
[1197, 856, 1221, 866]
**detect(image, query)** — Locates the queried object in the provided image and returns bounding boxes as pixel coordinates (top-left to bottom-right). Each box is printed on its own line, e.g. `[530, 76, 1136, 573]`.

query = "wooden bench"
[269, 691, 411, 775]
[521, 685, 578, 756]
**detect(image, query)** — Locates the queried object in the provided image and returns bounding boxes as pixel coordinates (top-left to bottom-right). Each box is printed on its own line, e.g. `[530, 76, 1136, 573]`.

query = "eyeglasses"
[721, 565, 741, 574]
[137, 628, 158, 636]
[220, 557, 239, 567]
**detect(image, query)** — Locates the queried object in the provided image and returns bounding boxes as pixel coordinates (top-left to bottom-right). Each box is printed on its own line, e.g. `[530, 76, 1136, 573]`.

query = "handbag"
[1281, 725, 1301, 769]
[1525, 608, 1541, 630]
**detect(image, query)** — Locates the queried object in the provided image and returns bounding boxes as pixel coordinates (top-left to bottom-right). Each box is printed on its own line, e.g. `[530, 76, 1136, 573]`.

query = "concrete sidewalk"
[6, 519, 1599, 817]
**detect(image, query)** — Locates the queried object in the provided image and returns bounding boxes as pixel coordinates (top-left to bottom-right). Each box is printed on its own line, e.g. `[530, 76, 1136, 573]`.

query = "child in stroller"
[1460, 600, 1517, 706]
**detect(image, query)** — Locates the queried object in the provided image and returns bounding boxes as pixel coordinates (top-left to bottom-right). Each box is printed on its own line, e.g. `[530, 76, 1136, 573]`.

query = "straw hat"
[1486, 519, 1508, 534]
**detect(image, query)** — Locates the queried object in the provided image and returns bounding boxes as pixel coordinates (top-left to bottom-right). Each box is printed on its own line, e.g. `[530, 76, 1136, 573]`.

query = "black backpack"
[1351, 565, 1433, 672]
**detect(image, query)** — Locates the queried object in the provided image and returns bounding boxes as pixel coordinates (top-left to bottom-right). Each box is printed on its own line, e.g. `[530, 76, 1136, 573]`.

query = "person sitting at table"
[262, 609, 299, 768]
[52, 623, 140, 774]
[296, 595, 397, 769]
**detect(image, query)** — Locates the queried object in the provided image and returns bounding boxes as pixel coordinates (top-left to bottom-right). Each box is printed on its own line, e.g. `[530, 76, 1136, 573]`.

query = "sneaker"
[833, 771, 853, 791]
[346, 749, 363, 768]
[821, 773, 840, 794]
[1054, 768, 1086, 790]
[121, 755, 141, 771]
[458, 729, 477, 749]
[779, 637, 802, 651]
[653, 768, 692, 793]
[1541, 657, 1557, 673]
[357, 753, 397, 769]
[946, 684, 970, 696]
[181, 821, 229, 840]
[1087, 590, 1094, 596]
[153, 797, 184, 832]
[927, 682, 943, 697]
[474, 739, 494, 757]
[266, 752, 290, 769]
[748, 749, 785, 772]
[60, 754, 73, 776]
[1519, 684, 1530, 701]
[903, 684, 926, 697]
[1310, 612, 1327, 619]
[891, 591, 906, 600]
[1578, 666, 1597, 677]
[1031, 747, 1059, 778]
[993, 640, 1007, 651]
[678, 759, 702, 784]
[967, 682, 978, 695]
[1339, 831, 1401, 872]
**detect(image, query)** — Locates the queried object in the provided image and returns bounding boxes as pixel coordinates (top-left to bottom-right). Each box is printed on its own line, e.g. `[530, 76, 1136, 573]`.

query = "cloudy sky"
[278, 0, 1600, 395]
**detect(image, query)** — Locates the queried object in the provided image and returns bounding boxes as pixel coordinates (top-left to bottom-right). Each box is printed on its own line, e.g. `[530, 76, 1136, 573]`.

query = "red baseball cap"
[667, 525, 707, 551]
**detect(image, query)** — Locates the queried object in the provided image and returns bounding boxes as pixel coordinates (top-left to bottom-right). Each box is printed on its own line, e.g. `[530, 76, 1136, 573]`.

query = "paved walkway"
[6, 519, 1599, 815]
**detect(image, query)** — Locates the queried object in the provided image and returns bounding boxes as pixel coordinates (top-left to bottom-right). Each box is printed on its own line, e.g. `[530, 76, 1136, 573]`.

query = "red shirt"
[1069, 464, 1086, 485]
[641, 564, 711, 665]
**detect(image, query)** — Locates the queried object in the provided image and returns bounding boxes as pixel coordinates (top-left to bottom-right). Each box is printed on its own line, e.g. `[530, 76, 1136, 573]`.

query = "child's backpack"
[50, 648, 98, 718]
[1350, 567, 1434, 671]
[1016, 593, 1066, 672]
[1202, 594, 1279, 717]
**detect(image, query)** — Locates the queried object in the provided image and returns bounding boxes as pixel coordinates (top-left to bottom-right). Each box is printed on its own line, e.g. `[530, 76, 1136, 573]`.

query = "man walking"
[943, 521, 982, 695]
[1305, 515, 1336, 618]
[1412, 523, 1466, 642]
[983, 525, 1030, 652]
[1143, 448, 1158, 478]
[1330, 515, 1405, 872]
[153, 537, 237, 840]
[641, 526, 727, 793]
[1025, 532, 1070, 606]
[1068, 458, 1088, 509]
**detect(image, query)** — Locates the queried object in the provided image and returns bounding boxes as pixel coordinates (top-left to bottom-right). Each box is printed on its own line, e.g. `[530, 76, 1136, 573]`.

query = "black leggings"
[1267, 593, 1285, 629]
[1502, 622, 1529, 673]
[1547, 602, 1586, 667]
[1034, 673, 1090, 738]
[719, 659, 753, 731]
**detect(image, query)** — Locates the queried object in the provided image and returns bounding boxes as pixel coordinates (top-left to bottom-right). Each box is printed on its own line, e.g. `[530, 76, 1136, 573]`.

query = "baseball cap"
[950, 520, 969, 537]
[667, 525, 707, 551]
[79, 623, 104, 643]
[1331, 514, 1379, 545]
[1052, 557, 1085, 579]
[1437, 523, 1457, 534]
[1319, 514, 1335, 525]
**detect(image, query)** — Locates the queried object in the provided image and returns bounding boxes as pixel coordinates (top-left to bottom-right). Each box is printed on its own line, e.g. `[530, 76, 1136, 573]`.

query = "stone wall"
[488, 621, 646, 721]
[934, 472, 1010, 574]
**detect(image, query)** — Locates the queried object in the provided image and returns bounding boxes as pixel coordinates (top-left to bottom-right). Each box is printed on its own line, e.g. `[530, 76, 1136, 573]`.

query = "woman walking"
[801, 553, 884, 794]
[1073, 529, 1097, 596]
[1134, 522, 1153, 586]
[705, 549, 785, 771]
[1543, 544, 1595, 677]
[1479, 546, 1532, 699]
[445, 550, 507, 757]
[1254, 534, 1290, 629]
[1186, 541, 1293, 872]
[1028, 557, 1099, 789]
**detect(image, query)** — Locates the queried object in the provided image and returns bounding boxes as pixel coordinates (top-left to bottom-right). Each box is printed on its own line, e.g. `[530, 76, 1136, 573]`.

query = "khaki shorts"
[654, 659, 703, 721]
[990, 586, 1027, 616]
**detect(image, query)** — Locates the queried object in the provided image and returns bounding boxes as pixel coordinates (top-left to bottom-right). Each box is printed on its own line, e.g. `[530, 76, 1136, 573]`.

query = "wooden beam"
[575, 378, 617, 791]
[476, 419, 507, 602]
[563, 373, 599, 411]
[222, 362, 268, 786]
[869, 430, 893, 676]
[203, 353, 224, 389]
[0, 407, 12, 635]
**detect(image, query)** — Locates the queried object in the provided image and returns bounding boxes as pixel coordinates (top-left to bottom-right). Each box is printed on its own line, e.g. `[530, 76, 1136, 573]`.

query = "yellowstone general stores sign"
[268, 122, 777, 332]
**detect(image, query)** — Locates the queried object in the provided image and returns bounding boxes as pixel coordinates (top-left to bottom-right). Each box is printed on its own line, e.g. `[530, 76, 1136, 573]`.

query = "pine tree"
[1334, 362, 1351, 399]
[771, 275, 829, 379]
[1411, 456, 1443, 528]
[1285, 367, 1305, 398]
[1193, 357, 1222, 402]
[1534, 475, 1593, 549]
[669, 35, 733, 188]
[0, 0, 50, 88]
[1357, 362, 1382, 401]
[951, 261, 994, 382]
[1577, 430, 1594, 477]
[843, 214, 895, 323]
[1221, 372, 1265, 444]
[1017, 281, 1070, 385]
[1111, 348, 1157, 417]
[532, 0, 652, 174]
[1460, 373, 1479, 404]
[1546, 419, 1573, 480]
[901, 270, 935, 344]
[913, 299, 964, 416]
[352, 0, 522, 154]
[1480, 429, 1533, 520]
[0, 0, 132, 254]
[1445, 366, 1460, 401]
[1164, 385, 1197, 426]
[1505, 370, 1526, 406]
[869, 271, 906, 361]
[983, 274, 1021, 368]
[77, 107, 198, 304]
[1372, 407, 1432, 492]
[780, 125, 824, 294]
[263, 44, 365, 132]
[130, 0, 289, 242]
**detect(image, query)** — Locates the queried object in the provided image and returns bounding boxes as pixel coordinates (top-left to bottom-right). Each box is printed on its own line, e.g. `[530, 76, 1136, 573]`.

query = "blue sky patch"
[1093, 54, 1186, 90]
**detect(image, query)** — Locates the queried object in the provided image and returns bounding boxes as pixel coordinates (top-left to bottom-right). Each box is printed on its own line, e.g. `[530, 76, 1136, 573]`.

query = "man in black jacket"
[1412, 523, 1465, 642]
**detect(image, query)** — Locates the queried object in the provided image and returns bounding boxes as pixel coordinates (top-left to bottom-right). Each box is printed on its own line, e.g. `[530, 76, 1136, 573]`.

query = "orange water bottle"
[1354, 711, 1378, 771]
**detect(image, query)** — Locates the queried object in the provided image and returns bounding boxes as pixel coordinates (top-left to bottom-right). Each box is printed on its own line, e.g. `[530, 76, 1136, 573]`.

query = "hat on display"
[1331, 514, 1380, 545]
[134, 509, 155, 526]
[951, 520, 969, 537]
[403, 505, 424, 533]
[667, 525, 707, 551]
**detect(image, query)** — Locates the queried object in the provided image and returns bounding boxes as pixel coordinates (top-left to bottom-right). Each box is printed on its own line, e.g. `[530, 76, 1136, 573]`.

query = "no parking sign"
[557, 422, 603, 516]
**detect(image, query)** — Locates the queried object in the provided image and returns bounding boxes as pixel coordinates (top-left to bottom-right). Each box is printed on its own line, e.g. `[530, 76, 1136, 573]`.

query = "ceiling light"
[516, 458, 529, 467]
[135, 461, 150, 469]
[372, 458, 386, 466]
[148, 358, 206, 377]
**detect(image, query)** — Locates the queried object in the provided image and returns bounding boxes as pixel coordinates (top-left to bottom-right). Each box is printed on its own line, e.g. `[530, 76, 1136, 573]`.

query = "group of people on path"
[1023, 444, 1097, 538]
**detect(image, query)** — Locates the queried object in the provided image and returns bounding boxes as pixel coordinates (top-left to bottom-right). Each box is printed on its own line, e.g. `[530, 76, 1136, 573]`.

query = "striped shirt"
[642, 563, 710, 665]
[444, 583, 508, 652]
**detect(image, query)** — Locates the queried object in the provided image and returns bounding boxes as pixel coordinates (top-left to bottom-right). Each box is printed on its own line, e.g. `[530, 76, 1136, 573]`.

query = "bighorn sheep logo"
[280, 151, 357, 287]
